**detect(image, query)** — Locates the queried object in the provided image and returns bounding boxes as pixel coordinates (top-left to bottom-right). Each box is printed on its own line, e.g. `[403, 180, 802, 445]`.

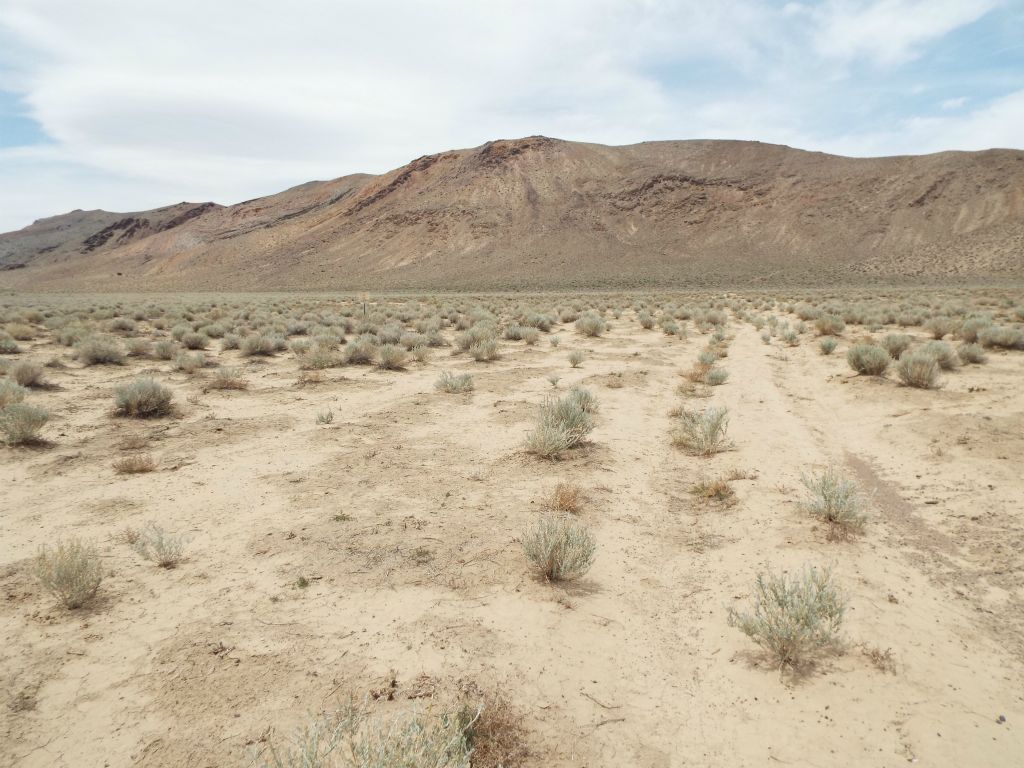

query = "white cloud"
[940, 96, 968, 109]
[0, 0, 1015, 231]
[817, 88, 1024, 156]
[808, 0, 998, 66]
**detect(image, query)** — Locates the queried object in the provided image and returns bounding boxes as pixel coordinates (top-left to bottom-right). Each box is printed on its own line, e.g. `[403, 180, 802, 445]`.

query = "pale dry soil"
[2, 316, 1023, 767]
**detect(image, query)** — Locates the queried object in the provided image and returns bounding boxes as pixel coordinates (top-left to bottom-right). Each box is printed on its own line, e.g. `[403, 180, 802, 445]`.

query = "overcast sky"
[1, 0, 1022, 232]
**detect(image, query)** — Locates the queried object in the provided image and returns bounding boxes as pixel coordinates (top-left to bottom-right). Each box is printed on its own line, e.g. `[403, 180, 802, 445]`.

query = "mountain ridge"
[2, 136, 1023, 290]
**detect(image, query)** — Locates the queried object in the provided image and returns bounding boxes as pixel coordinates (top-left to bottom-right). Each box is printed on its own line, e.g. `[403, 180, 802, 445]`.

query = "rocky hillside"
[2, 137, 1022, 290]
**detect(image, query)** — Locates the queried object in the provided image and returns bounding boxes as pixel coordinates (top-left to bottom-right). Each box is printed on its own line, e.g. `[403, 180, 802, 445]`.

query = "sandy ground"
[2, 299, 1023, 767]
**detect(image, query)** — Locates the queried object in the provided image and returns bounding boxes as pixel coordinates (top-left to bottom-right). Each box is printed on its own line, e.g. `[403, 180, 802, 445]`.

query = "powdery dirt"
[2, 308, 1023, 767]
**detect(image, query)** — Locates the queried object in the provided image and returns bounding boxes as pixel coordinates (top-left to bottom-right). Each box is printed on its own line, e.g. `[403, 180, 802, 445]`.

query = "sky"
[0, 0, 1022, 232]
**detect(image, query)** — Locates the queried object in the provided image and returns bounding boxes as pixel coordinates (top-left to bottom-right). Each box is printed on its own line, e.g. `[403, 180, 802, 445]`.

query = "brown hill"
[2, 137, 1023, 291]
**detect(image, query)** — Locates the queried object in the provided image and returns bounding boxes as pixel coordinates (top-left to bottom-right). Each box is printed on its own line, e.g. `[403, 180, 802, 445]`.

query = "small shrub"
[5, 323, 34, 340]
[0, 334, 20, 354]
[34, 539, 103, 609]
[10, 361, 45, 388]
[727, 564, 846, 668]
[0, 380, 28, 408]
[207, 367, 248, 390]
[896, 350, 941, 389]
[881, 334, 912, 359]
[75, 335, 126, 365]
[0, 403, 49, 444]
[549, 335, 561, 348]
[959, 317, 992, 343]
[180, 332, 208, 350]
[377, 344, 408, 370]
[113, 454, 157, 474]
[671, 406, 731, 456]
[126, 338, 152, 357]
[153, 339, 177, 360]
[469, 338, 499, 362]
[800, 467, 866, 536]
[132, 524, 186, 567]
[818, 337, 838, 355]
[240, 334, 278, 356]
[458, 689, 529, 768]
[548, 481, 583, 513]
[174, 351, 205, 373]
[258, 699, 473, 768]
[978, 325, 1024, 350]
[575, 313, 606, 337]
[568, 349, 585, 368]
[524, 391, 596, 459]
[435, 371, 474, 393]
[924, 316, 957, 339]
[522, 514, 596, 581]
[689, 475, 735, 504]
[704, 367, 729, 386]
[316, 409, 334, 425]
[920, 340, 959, 370]
[343, 335, 378, 364]
[814, 314, 845, 336]
[114, 377, 174, 418]
[957, 342, 987, 364]
[846, 343, 889, 376]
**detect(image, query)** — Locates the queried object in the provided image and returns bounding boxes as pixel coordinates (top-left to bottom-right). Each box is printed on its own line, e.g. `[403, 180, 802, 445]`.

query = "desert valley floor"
[1, 289, 1023, 767]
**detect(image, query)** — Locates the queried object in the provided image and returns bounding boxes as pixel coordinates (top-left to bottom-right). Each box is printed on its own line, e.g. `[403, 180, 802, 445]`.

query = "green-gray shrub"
[814, 314, 845, 336]
[343, 336, 378, 364]
[800, 467, 866, 535]
[34, 539, 103, 609]
[0, 334, 21, 354]
[435, 371, 474, 393]
[240, 334, 278, 356]
[671, 406, 731, 456]
[0, 403, 49, 444]
[921, 340, 959, 370]
[881, 334, 912, 359]
[957, 342, 987, 364]
[728, 565, 846, 668]
[524, 391, 596, 458]
[978, 325, 1024, 350]
[846, 343, 889, 375]
[114, 377, 174, 418]
[896, 350, 940, 389]
[132, 523, 186, 568]
[174, 351, 205, 373]
[376, 344, 408, 370]
[818, 337, 838, 355]
[704, 367, 729, 386]
[257, 698, 473, 768]
[126, 338, 152, 357]
[181, 332, 208, 350]
[11, 361, 44, 388]
[0, 380, 28, 408]
[568, 349, 585, 368]
[924, 316, 957, 339]
[959, 317, 992, 343]
[469, 338, 499, 362]
[575, 313, 607, 337]
[75, 335, 126, 365]
[521, 514, 596, 581]
[154, 339, 177, 359]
